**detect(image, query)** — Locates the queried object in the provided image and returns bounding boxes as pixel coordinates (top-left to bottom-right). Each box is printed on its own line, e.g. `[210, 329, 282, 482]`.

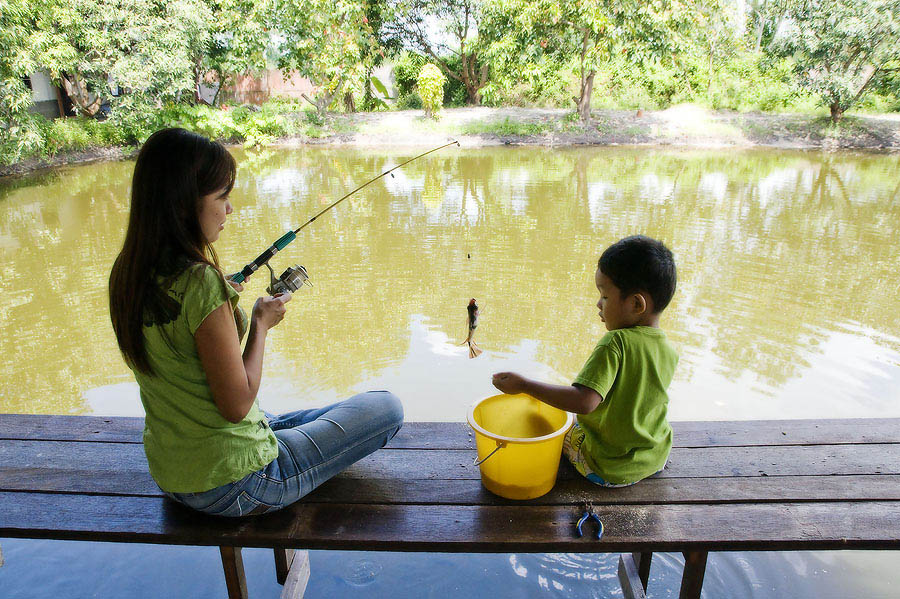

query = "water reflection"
[1, 147, 898, 419]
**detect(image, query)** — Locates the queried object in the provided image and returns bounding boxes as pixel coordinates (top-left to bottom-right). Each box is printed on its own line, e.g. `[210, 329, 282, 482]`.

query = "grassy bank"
[3, 103, 899, 177]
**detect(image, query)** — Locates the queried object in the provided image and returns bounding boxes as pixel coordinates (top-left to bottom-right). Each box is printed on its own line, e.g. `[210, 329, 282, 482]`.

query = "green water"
[1, 146, 898, 420]
[1, 145, 899, 598]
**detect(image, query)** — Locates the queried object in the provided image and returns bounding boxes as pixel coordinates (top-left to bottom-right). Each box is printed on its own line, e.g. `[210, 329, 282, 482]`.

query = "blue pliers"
[575, 504, 603, 540]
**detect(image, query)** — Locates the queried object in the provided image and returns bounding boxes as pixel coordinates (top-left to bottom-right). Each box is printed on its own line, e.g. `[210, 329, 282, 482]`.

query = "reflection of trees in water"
[0, 160, 134, 413]
[1, 148, 898, 412]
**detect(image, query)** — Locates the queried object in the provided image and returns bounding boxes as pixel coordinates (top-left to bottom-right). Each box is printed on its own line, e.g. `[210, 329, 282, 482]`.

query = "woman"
[109, 128, 403, 517]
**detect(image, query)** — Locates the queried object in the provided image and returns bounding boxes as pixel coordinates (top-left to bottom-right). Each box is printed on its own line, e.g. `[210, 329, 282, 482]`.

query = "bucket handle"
[473, 441, 506, 466]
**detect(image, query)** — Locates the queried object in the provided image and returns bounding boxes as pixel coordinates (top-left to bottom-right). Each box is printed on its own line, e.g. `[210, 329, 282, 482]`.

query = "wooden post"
[219, 546, 248, 599]
[280, 550, 310, 599]
[0, 541, 4, 568]
[275, 547, 295, 585]
[679, 551, 708, 599]
[617, 554, 647, 599]
[633, 551, 652, 590]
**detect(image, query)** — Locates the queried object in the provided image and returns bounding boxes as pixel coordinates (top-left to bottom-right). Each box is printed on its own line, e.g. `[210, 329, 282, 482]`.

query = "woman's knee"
[363, 390, 404, 428]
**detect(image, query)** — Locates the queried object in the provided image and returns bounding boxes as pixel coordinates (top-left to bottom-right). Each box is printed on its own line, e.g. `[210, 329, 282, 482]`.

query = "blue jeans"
[165, 391, 403, 517]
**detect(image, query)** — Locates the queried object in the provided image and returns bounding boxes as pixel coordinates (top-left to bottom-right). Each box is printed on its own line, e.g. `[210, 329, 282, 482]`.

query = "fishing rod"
[230, 139, 460, 295]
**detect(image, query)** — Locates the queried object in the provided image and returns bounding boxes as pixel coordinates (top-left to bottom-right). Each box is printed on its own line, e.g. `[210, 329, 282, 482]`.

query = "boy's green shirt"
[133, 264, 278, 494]
[573, 326, 678, 484]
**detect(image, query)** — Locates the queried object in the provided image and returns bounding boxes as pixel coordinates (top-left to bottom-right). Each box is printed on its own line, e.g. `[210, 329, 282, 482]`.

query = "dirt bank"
[315, 105, 900, 150]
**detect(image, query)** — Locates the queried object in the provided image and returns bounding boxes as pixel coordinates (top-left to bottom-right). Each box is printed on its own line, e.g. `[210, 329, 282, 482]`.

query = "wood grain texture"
[1, 492, 898, 552]
[3, 415, 898, 447]
[3, 439, 897, 480]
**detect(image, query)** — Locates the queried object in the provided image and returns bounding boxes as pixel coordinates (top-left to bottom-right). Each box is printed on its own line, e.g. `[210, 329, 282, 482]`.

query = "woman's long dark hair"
[110, 128, 236, 374]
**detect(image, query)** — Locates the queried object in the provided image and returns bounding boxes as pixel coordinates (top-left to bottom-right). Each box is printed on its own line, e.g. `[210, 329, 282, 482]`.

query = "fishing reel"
[265, 263, 312, 296]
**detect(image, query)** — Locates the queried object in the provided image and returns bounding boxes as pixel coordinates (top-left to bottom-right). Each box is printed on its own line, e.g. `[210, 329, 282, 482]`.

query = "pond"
[1, 145, 899, 597]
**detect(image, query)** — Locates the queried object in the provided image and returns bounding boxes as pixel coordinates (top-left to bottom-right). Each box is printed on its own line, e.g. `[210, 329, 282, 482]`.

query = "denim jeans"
[165, 390, 403, 517]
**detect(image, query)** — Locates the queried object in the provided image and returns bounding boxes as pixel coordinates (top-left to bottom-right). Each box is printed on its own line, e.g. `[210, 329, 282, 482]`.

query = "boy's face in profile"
[595, 268, 639, 331]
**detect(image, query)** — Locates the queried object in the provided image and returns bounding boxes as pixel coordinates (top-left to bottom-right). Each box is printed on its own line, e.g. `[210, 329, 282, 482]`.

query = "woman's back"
[135, 263, 277, 493]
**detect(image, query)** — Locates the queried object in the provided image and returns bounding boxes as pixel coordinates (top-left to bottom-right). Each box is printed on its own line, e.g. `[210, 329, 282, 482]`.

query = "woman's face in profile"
[198, 187, 232, 243]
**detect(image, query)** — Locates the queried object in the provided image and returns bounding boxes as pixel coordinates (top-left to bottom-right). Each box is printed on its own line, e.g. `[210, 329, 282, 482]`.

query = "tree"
[417, 62, 445, 117]
[201, 0, 270, 106]
[0, 0, 46, 161]
[271, 0, 377, 117]
[746, 0, 784, 52]
[482, 0, 696, 122]
[383, 0, 489, 105]
[23, 0, 215, 116]
[772, 0, 900, 122]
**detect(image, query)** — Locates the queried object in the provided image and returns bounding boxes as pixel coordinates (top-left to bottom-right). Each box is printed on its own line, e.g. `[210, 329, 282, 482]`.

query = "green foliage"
[772, 0, 900, 121]
[393, 51, 428, 97]
[382, 0, 488, 104]
[272, 0, 378, 116]
[481, 0, 701, 120]
[0, 99, 325, 165]
[395, 92, 423, 110]
[417, 63, 446, 118]
[460, 116, 551, 135]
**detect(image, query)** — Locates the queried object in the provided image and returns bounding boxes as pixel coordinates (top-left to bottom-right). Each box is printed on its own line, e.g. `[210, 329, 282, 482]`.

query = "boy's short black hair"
[598, 235, 676, 313]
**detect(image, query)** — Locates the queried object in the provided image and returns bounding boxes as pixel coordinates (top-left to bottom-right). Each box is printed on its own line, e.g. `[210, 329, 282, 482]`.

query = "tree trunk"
[577, 71, 595, 123]
[194, 58, 204, 105]
[60, 72, 101, 117]
[211, 70, 225, 107]
[830, 102, 843, 123]
[343, 91, 356, 113]
[363, 68, 373, 111]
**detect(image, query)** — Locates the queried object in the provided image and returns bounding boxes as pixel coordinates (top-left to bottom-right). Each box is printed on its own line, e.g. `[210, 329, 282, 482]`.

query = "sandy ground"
[3, 106, 899, 177]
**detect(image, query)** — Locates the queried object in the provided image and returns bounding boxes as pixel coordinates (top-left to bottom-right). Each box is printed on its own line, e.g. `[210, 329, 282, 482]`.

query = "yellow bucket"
[467, 394, 574, 500]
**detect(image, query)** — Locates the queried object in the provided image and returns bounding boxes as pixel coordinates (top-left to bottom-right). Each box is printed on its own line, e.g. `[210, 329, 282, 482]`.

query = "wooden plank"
[3, 439, 898, 481]
[2, 492, 899, 552]
[0, 414, 144, 443]
[618, 553, 647, 599]
[219, 546, 248, 599]
[3, 414, 900, 447]
[280, 550, 310, 599]
[4, 465, 900, 506]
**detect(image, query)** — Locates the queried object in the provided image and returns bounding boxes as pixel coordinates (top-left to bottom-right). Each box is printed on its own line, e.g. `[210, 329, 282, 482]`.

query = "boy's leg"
[265, 391, 404, 505]
[563, 423, 636, 488]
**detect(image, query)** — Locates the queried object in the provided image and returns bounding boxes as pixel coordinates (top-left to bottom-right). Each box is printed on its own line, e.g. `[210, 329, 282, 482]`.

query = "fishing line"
[230, 140, 460, 292]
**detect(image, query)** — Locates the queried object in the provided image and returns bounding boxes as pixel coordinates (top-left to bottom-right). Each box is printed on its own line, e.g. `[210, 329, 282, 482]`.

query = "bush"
[393, 51, 428, 98]
[395, 92, 422, 110]
[417, 64, 446, 119]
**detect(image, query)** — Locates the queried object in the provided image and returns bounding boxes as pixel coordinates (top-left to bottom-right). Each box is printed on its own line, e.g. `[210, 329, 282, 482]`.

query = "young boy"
[492, 235, 678, 487]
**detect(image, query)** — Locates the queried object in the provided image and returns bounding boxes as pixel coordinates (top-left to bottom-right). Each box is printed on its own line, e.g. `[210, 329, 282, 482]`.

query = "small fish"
[460, 298, 483, 358]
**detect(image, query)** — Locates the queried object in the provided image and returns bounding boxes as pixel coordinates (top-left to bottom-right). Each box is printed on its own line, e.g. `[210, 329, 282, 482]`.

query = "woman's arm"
[195, 294, 290, 424]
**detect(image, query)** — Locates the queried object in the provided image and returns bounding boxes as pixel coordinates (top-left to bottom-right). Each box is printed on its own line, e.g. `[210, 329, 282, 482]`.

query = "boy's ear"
[632, 293, 647, 316]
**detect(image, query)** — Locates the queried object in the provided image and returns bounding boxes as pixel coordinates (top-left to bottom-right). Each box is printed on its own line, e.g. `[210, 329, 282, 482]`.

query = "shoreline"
[3, 106, 899, 178]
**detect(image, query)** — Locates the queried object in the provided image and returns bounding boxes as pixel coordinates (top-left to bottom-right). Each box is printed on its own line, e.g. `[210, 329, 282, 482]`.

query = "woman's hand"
[252, 292, 291, 330]
[492, 372, 528, 395]
[226, 274, 245, 293]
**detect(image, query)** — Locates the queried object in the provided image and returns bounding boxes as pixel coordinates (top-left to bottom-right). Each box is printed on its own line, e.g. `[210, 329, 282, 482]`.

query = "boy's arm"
[492, 372, 602, 414]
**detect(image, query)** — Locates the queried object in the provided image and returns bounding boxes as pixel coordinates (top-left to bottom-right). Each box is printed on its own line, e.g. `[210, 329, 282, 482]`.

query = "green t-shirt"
[133, 263, 278, 493]
[573, 326, 678, 484]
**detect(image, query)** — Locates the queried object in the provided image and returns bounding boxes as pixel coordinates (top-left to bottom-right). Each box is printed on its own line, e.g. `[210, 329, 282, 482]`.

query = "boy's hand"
[492, 372, 528, 395]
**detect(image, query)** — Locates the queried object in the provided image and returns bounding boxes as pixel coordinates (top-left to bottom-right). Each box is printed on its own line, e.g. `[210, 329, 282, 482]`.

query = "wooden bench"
[1, 414, 899, 598]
